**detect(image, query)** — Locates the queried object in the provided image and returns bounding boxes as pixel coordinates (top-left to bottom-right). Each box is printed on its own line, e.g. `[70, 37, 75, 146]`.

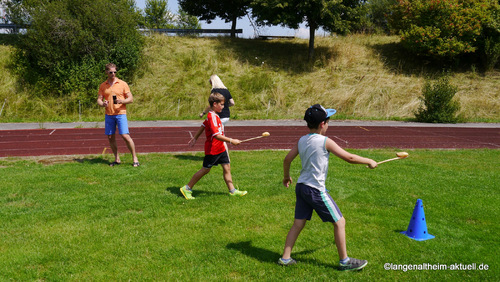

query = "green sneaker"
[180, 185, 195, 200]
[230, 189, 247, 197]
[339, 257, 367, 271]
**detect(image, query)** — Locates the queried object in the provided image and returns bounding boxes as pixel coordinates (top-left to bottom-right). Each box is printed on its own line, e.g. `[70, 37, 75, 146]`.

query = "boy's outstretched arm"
[283, 144, 299, 187]
[189, 126, 205, 147]
[325, 138, 378, 169]
[214, 134, 241, 145]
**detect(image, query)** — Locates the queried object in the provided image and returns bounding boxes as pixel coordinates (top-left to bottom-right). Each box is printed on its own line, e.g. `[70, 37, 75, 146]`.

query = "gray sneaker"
[277, 258, 297, 266]
[339, 257, 367, 271]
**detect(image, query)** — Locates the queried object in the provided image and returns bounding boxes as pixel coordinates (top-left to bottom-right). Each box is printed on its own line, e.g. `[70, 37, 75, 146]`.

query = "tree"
[477, 2, 500, 70]
[10, 0, 144, 105]
[366, 0, 398, 33]
[3, 0, 46, 26]
[388, 0, 499, 66]
[176, 8, 202, 29]
[179, 0, 251, 37]
[251, 0, 366, 59]
[5, 0, 143, 26]
[144, 0, 174, 29]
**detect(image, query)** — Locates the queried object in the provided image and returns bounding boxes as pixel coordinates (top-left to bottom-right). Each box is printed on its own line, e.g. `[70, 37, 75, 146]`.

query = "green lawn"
[0, 149, 498, 280]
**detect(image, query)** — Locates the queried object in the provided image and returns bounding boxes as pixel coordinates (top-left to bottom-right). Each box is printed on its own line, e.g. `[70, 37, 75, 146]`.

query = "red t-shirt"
[203, 111, 226, 155]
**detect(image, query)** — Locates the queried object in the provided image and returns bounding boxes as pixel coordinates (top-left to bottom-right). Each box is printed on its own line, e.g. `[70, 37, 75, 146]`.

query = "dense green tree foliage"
[3, 0, 43, 26]
[8, 0, 144, 105]
[144, 0, 173, 29]
[251, 0, 366, 59]
[176, 8, 202, 29]
[365, 0, 398, 33]
[389, 0, 500, 69]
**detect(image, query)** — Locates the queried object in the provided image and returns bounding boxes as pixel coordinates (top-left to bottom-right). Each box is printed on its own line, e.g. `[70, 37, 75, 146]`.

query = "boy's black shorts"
[203, 151, 230, 168]
[295, 183, 343, 223]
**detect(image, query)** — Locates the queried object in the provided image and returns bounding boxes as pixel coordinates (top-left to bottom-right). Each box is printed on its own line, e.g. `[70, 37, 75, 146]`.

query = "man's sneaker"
[180, 185, 195, 200]
[230, 189, 247, 197]
[277, 258, 297, 266]
[339, 257, 368, 271]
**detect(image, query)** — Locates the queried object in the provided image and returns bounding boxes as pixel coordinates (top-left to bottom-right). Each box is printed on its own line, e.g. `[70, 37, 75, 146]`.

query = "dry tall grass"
[0, 34, 498, 122]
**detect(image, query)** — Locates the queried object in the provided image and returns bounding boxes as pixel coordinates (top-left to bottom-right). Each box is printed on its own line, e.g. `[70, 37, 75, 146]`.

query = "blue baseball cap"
[304, 104, 337, 124]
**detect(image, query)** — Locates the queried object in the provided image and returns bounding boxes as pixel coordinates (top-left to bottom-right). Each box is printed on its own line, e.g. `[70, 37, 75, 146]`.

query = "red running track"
[0, 125, 498, 158]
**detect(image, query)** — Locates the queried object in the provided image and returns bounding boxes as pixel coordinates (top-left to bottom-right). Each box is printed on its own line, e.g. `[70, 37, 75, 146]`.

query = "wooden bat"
[240, 132, 270, 143]
[377, 152, 409, 165]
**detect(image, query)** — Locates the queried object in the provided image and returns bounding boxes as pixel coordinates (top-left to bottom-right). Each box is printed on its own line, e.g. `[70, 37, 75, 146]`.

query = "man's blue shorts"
[105, 114, 130, 135]
[294, 183, 343, 223]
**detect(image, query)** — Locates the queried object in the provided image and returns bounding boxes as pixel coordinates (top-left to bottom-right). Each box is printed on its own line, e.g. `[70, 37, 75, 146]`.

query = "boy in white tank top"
[278, 104, 377, 271]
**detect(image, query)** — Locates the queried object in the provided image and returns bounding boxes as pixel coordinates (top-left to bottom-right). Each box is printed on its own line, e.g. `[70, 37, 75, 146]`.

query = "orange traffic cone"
[401, 199, 435, 241]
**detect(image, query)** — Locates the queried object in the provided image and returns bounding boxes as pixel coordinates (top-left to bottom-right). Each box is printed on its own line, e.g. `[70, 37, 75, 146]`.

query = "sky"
[134, 0, 323, 39]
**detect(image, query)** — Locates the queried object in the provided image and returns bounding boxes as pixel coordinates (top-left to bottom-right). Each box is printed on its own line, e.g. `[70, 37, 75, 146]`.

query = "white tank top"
[297, 134, 330, 191]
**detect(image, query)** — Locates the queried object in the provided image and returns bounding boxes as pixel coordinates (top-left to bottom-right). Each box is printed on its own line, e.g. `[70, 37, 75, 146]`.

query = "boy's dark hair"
[306, 117, 330, 129]
[209, 92, 225, 106]
[304, 104, 337, 129]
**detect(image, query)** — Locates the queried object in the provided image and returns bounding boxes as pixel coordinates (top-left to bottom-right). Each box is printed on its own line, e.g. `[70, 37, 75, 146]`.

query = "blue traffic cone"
[400, 199, 435, 241]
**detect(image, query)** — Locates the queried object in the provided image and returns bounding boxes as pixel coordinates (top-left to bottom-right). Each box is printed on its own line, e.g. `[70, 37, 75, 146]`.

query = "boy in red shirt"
[180, 92, 247, 199]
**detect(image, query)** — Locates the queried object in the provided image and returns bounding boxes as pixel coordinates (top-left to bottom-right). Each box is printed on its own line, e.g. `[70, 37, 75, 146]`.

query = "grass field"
[0, 149, 498, 280]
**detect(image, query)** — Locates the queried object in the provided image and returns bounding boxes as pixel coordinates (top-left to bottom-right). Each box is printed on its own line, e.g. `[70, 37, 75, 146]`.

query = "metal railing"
[0, 24, 243, 36]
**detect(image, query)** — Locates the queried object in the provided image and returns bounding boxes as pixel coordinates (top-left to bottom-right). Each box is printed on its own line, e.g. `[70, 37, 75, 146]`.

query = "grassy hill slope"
[0, 34, 499, 122]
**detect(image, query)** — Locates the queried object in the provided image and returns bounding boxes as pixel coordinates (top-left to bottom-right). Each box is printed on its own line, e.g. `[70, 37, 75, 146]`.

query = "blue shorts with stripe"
[294, 183, 343, 223]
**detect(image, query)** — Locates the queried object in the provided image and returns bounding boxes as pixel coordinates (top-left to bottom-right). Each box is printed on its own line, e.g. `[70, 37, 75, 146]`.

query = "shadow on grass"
[74, 157, 110, 165]
[213, 38, 337, 74]
[173, 154, 204, 162]
[369, 41, 485, 76]
[0, 34, 20, 46]
[165, 186, 228, 199]
[227, 241, 279, 263]
[36, 156, 109, 166]
[226, 240, 336, 268]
